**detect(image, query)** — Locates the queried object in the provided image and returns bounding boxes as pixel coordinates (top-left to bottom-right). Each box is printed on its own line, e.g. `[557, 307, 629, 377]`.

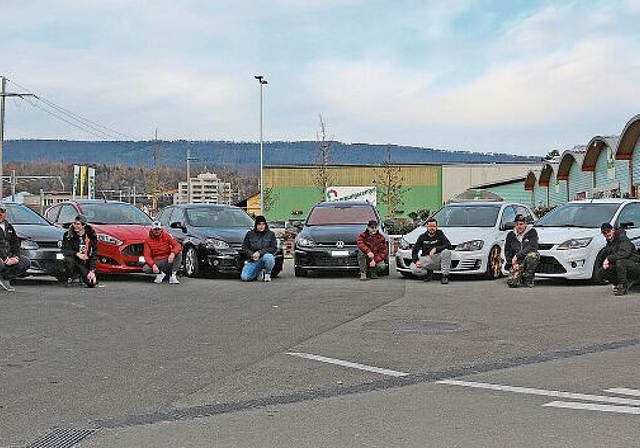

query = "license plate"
[331, 250, 349, 257]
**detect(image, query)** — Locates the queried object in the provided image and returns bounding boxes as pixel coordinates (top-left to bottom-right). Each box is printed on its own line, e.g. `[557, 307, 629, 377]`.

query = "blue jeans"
[241, 253, 275, 281]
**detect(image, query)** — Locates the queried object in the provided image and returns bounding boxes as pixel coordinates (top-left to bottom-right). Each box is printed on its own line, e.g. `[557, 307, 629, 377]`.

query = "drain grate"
[26, 428, 99, 448]
[394, 320, 460, 333]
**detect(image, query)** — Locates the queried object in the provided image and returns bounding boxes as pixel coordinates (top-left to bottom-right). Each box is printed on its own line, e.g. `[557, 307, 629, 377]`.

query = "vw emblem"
[336, 241, 345, 248]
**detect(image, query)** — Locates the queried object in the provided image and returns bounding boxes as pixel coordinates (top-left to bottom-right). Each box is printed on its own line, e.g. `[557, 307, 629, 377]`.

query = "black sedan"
[294, 201, 391, 277]
[3, 203, 66, 280]
[156, 204, 284, 278]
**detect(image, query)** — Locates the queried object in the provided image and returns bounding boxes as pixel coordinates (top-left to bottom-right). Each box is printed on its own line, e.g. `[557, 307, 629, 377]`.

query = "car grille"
[230, 242, 243, 251]
[35, 241, 61, 249]
[122, 243, 144, 256]
[536, 256, 566, 274]
[538, 243, 555, 250]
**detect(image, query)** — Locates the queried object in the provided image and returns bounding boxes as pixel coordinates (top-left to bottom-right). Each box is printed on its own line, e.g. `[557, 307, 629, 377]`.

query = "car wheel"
[590, 248, 607, 285]
[184, 246, 201, 278]
[485, 245, 503, 279]
[294, 266, 307, 277]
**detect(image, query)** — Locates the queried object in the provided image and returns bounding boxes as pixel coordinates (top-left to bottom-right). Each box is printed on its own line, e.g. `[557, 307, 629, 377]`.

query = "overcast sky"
[3, 0, 640, 156]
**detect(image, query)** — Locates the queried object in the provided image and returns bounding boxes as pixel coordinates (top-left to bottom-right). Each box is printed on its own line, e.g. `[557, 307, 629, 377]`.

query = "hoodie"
[242, 216, 277, 259]
[143, 228, 182, 266]
[504, 224, 538, 268]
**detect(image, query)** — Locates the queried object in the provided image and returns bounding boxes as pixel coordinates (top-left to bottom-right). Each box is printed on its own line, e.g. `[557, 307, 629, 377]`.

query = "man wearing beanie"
[596, 222, 640, 296]
[241, 215, 277, 282]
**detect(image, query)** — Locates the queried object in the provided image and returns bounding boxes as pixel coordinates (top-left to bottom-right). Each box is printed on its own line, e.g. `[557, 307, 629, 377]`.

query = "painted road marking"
[543, 401, 640, 415]
[604, 387, 640, 397]
[286, 352, 409, 377]
[437, 380, 640, 407]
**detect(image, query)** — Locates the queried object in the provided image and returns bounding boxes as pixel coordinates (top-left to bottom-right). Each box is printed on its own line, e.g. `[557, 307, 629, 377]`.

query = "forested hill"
[5, 140, 541, 170]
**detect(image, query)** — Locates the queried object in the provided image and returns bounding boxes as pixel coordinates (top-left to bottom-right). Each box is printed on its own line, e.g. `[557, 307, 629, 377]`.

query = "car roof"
[313, 200, 375, 207]
[565, 199, 640, 204]
[444, 201, 521, 207]
[73, 200, 132, 205]
[172, 203, 239, 208]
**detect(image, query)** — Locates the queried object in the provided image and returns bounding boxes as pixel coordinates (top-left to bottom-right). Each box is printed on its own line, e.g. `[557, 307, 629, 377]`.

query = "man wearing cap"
[241, 215, 277, 282]
[505, 214, 539, 288]
[356, 220, 388, 280]
[142, 221, 182, 284]
[61, 214, 98, 288]
[0, 205, 30, 291]
[596, 222, 640, 296]
[410, 218, 452, 284]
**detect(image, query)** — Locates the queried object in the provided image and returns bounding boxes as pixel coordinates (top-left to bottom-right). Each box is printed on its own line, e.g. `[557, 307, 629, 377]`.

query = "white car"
[395, 202, 536, 279]
[533, 199, 640, 281]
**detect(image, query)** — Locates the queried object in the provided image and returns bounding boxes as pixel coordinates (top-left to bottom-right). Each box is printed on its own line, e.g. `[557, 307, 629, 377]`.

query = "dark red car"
[44, 200, 153, 274]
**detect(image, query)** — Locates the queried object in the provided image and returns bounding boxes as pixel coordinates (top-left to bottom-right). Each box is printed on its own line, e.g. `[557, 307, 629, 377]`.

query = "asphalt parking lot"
[2, 261, 639, 447]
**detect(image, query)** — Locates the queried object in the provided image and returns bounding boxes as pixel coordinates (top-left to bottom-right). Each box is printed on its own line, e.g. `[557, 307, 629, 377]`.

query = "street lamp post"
[254, 75, 268, 215]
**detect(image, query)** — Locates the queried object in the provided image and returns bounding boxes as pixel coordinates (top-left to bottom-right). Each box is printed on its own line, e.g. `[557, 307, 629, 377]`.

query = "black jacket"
[242, 223, 277, 259]
[62, 224, 99, 271]
[602, 229, 640, 264]
[411, 229, 452, 263]
[0, 220, 21, 259]
[505, 225, 538, 268]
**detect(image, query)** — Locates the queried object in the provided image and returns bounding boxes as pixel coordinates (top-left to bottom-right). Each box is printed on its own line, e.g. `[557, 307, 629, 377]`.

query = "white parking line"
[437, 380, 640, 407]
[286, 352, 409, 377]
[604, 388, 640, 397]
[544, 401, 640, 415]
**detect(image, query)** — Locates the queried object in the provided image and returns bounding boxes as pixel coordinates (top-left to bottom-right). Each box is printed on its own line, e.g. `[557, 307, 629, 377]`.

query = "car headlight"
[205, 238, 230, 249]
[455, 239, 484, 251]
[557, 237, 592, 250]
[97, 233, 123, 246]
[21, 239, 39, 250]
[296, 236, 316, 247]
[399, 238, 411, 250]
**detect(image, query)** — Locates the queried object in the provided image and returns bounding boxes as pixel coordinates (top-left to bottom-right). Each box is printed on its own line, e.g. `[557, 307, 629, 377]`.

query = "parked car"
[294, 201, 391, 277]
[155, 203, 284, 278]
[3, 202, 66, 279]
[533, 199, 640, 281]
[44, 200, 153, 274]
[395, 202, 536, 279]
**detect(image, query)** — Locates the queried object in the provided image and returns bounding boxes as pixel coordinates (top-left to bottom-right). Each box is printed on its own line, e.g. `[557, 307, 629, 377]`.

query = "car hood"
[92, 224, 152, 241]
[300, 225, 371, 244]
[535, 227, 602, 244]
[191, 227, 251, 243]
[14, 224, 65, 242]
[402, 226, 496, 245]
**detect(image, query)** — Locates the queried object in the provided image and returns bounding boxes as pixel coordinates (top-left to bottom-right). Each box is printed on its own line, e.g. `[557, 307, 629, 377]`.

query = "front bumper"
[96, 242, 146, 273]
[534, 247, 594, 280]
[295, 246, 360, 270]
[395, 248, 489, 275]
[21, 247, 66, 276]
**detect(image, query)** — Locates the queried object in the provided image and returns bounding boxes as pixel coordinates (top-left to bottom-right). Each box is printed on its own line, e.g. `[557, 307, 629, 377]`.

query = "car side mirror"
[170, 221, 186, 232]
[292, 220, 303, 229]
[383, 219, 395, 229]
[61, 222, 72, 229]
[502, 222, 515, 231]
[620, 221, 635, 229]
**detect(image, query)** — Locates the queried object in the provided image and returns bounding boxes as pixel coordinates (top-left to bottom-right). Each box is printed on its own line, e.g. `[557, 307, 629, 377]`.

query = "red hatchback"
[44, 200, 153, 274]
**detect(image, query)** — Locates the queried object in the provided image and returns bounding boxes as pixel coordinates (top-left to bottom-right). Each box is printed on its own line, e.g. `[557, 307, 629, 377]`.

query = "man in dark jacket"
[597, 222, 640, 296]
[410, 218, 452, 284]
[241, 215, 277, 282]
[61, 214, 98, 288]
[505, 214, 539, 288]
[0, 205, 30, 291]
[356, 220, 388, 280]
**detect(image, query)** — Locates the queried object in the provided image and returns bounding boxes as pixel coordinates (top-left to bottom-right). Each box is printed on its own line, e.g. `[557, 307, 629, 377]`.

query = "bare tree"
[374, 146, 406, 218]
[313, 114, 334, 200]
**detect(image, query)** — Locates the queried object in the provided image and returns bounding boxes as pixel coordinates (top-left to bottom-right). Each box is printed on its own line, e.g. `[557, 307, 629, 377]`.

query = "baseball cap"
[151, 221, 162, 230]
[367, 220, 378, 227]
[514, 214, 526, 223]
[600, 222, 613, 232]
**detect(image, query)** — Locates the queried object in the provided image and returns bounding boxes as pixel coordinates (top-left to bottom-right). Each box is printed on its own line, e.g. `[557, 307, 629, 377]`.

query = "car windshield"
[81, 203, 153, 225]
[534, 203, 620, 228]
[306, 205, 377, 225]
[186, 207, 254, 227]
[5, 205, 50, 225]
[431, 205, 500, 227]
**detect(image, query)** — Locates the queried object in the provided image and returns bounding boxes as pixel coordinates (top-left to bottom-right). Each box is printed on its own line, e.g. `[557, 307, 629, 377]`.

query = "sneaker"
[66, 278, 75, 288]
[370, 272, 379, 280]
[360, 272, 368, 281]
[154, 272, 166, 284]
[263, 273, 271, 282]
[169, 273, 180, 284]
[441, 275, 449, 285]
[526, 279, 534, 288]
[0, 279, 15, 292]
[423, 271, 433, 282]
[614, 284, 628, 296]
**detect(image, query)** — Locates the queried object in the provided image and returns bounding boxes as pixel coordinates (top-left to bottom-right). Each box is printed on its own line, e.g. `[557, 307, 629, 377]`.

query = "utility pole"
[0, 76, 37, 200]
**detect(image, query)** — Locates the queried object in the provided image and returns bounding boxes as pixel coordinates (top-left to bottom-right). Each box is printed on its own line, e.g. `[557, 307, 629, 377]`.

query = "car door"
[165, 207, 188, 245]
[615, 202, 640, 246]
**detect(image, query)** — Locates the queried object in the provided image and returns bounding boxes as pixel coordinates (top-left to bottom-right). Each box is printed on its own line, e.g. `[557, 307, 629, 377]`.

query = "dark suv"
[294, 201, 391, 277]
[156, 203, 284, 278]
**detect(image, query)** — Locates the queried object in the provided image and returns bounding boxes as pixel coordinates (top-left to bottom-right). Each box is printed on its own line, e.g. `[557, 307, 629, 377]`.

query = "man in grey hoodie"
[241, 215, 277, 282]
